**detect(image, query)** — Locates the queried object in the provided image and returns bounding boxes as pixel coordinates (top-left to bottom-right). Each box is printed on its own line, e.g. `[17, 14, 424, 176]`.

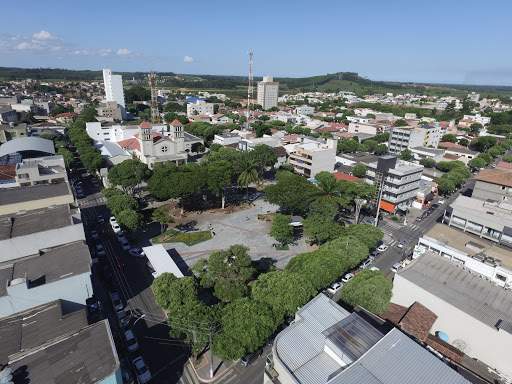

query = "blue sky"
[1, 0, 512, 85]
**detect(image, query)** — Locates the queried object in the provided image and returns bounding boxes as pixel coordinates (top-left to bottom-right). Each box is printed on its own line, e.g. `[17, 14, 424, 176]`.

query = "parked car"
[327, 282, 343, 295]
[369, 266, 380, 272]
[132, 357, 151, 383]
[390, 262, 402, 273]
[360, 258, 373, 269]
[438, 199, 445, 205]
[116, 310, 130, 328]
[95, 243, 106, 257]
[110, 291, 124, 311]
[129, 247, 146, 258]
[86, 297, 103, 322]
[377, 244, 388, 252]
[109, 216, 117, 225]
[111, 223, 122, 233]
[397, 242, 404, 249]
[90, 230, 99, 240]
[124, 329, 139, 352]
[240, 350, 261, 367]
[341, 273, 354, 283]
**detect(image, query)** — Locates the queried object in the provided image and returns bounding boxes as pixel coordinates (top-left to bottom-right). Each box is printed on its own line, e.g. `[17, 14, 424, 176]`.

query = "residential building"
[388, 124, 441, 154]
[0, 241, 92, 317]
[472, 168, 512, 202]
[443, 195, 512, 246]
[13, 155, 67, 187]
[410, 146, 445, 161]
[365, 155, 424, 212]
[102, 68, 126, 109]
[265, 293, 469, 384]
[257, 76, 279, 110]
[97, 100, 123, 121]
[461, 113, 491, 127]
[0, 301, 121, 384]
[0, 106, 17, 123]
[288, 138, 337, 177]
[213, 132, 242, 146]
[347, 122, 379, 135]
[0, 123, 28, 143]
[392, 252, 512, 380]
[295, 105, 315, 115]
[210, 113, 233, 125]
[438, 142, 478, 164]
[187, 100, 214, 117]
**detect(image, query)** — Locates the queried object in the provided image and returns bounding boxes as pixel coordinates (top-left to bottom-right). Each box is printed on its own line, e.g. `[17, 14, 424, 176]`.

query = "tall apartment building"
[288, 138, 337, 178]
[257, 76, 279, 110]
[388, 124, 441, 154]
[102, 68, 126, 110]
[365, 155, 423, 213]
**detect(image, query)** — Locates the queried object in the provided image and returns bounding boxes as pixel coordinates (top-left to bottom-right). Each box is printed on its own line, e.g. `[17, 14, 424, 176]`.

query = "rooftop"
[0, 241, 91, 297]
[0, 300, 88, 363]
[0, 182, 70, 205]
[7, 320, 119, 384]
[0, 204, 73, 240]
[274, 294, 468, 384]
[410, 146, 445, 155]
[449, 195, 512, 232]
[474, 168, 512, 188]
[397, 252, 512, 332]
[425, 223, 512, 269]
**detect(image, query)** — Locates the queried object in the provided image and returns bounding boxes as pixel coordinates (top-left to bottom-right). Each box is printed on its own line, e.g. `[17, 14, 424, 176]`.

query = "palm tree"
[237, 160, 260, 199]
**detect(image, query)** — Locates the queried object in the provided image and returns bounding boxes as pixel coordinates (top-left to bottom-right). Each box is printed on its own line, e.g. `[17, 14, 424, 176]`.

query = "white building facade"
[102, 68, 126, 109]
[257, 76, 279, 110]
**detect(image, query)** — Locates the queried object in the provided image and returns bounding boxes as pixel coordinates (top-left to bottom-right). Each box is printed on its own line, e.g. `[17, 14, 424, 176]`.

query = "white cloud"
[116, 48, 132, 56]
[99, 48, 112, 56]
[15, 41, 37, 50]
[32, 30, 55, 40]
[184, 55, 194, 63]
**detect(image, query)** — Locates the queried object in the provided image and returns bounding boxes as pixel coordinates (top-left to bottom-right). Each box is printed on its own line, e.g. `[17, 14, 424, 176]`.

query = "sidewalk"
[188, 352, 237, 383]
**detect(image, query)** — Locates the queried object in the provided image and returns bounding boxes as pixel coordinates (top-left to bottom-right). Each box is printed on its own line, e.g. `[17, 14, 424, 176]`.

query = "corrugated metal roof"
[0, 137, 55, 157]
[331, 329, 469, 384]
[398, 253, 512, 331]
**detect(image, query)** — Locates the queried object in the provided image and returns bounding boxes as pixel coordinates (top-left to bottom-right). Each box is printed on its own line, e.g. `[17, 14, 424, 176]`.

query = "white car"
[360, 258, 373, 269]
[377, 244, 389, 252]
[341, 273, 354, 283]
[124, 329, 139, 352]
[369, 266, 380, 271]
[129, 247, 146, 258]
[327, 282, 343, 295]
[397, 242, 404, 249]
[390, 262, 402, 273]
[110, 291, 124, 312]
[111, 223, 122, 233]
[132, 357, 151, 384]
[109, 216, 117, 225]
[438, 199, 445, 205]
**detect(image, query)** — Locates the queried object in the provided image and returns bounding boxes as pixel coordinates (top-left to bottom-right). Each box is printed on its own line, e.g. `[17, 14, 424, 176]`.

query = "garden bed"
[152, 228, 212, 245]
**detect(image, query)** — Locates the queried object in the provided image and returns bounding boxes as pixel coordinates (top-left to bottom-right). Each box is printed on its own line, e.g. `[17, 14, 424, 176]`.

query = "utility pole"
[148, 71, 160, 124]
[354, 198, 366, 224]
[208, 328, 214, 379]
[245, 50, 254, 131]
[373, 170, 385, 227]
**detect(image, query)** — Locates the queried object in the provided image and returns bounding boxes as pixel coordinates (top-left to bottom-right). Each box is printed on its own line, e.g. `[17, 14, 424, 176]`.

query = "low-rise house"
[187, 100, 214, 117]
[0, 123, 28, 143]
[210, 113, 233, 125]
[410, 146, 445, 162]
[347, 121, 379, 135]
[0, 106, 18, 123]
[265, 293, 469, 384]
[472, 168, 512, 202]
[295, 105, 315, 115]
[438, 142, 477, 164]
[213, 132, 242, 146]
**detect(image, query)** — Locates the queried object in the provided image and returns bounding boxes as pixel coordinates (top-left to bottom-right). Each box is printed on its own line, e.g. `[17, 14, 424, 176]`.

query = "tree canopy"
[108, 159, 151, 194]
[270, 214, 294, 246]
[340, 270, 392, 315]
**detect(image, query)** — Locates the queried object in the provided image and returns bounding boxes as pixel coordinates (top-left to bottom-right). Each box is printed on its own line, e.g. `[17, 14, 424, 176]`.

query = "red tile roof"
[475, 168, 512, 188]
[398, 302, 437, 342]
[496, 161, 512, 170]
[438, 141, 465, 150]
[0, 164, 16, 181]
[170, 119, 183, 126]
[139, 121, 152, 129]
[117, 138, 140, 151]
[333, 171, 359, 182]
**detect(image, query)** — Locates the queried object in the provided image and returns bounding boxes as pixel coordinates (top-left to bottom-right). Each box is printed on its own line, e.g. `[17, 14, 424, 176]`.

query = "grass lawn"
[152, 228, 212, 246]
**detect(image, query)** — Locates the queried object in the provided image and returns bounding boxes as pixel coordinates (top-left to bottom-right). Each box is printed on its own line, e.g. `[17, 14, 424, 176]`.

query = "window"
[495, 273, 507, 282]
[161, 145, 168, 153]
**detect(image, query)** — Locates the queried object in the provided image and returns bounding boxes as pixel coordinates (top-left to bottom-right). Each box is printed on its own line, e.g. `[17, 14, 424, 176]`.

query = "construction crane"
[148, 71, 160, 124]
[245, 50, 253, 130]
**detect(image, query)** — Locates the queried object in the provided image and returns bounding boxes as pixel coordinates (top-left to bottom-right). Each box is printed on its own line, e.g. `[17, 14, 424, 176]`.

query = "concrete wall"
[0, 273, 92, 317]
[473, 180, 512, 202]
[392, 274, 512, 378]
[0, 193, 74, 216]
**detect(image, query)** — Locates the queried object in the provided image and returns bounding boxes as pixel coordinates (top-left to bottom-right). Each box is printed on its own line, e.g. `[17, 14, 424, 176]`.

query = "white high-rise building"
[257, 76, 279, 110]
[102, 68, 125, 109]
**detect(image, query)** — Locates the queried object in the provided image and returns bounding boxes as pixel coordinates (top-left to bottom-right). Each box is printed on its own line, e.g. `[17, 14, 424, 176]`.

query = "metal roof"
[330, 329, 469, 384]
[143, 244, 184, 278]
[0, 136, 55, 157]
[397, 252, 512, 331]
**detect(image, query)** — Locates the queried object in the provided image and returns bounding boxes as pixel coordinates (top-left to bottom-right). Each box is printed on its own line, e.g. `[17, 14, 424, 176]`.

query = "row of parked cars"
[326, 253, 381, 296]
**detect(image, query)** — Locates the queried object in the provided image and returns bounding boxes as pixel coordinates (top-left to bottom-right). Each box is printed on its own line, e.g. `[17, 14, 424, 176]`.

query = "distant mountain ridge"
[1, 67, 511, 97]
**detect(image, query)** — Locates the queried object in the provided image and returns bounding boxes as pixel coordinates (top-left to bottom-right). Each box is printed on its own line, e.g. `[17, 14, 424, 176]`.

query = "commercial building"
[0, 106, 17, 123]
[443, 195, 512, 247]
[97, 100, 123, 121]
[102, 68, 126, 109]
[288, 138, 337, 177]
[472, 168, 512, 202]
[365, 155, 423, 212]
[213, 132, 242, 146]
[347, 122, 379, 136]
[186, 100, 214, 117]
[265, 293, 469, 384]
[12, 155, 67, 187]
[0, 301, 121, 383]
[410, 146, 445, 162]
[0, 241, 93, 317]
[388, 124, 441, 154]
[392, 252, 512, 380]
[295, 105, 315, 116]
[438, 142, 478, 164]
[0, 136, 55, 162]
[257, 76, 279, 110]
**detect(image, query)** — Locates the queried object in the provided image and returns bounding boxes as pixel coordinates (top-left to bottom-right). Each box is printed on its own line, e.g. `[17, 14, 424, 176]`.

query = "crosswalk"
[380, 221, 422, 234]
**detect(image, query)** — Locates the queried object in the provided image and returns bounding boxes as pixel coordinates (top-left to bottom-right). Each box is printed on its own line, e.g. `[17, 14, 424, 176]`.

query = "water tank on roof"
[436, 330, 449, 342]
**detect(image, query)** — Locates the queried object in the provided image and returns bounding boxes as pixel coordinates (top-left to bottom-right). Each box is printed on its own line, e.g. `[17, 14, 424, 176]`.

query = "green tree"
[152, 205, 174, 233]
[419, 157, 436, 168]
[502, 155, 512, 163]
[468, 157, 487, 170]
[470, 136, 497, 152]
[337, 138, 360, 154]
[252, 271, 315, 323]
[441, 134, 457, 143]
[457, 138, 469, 147]
[270, 214, 294, 246]
[207, 160, 233, 209]
[105, 192, 138, 216]
[193, 245, 255, 303]
[250, 145, 278, 173]
[340, 270, 392, 315]
[213, 298, 275, 360]
[399, 148, 414, 161]
[352, 163, 367, 178]
[393, 119, 408, 127]
[116, 209, 142, 230]
[469, 122, 482, 135]
[264, 171, 318, 215]
[303, 213, 344, 245]
[374, 144, 388, 156]
[57, 147, 73, 167]
[108, 159, 151, 195]
[340, 224, 383, 250]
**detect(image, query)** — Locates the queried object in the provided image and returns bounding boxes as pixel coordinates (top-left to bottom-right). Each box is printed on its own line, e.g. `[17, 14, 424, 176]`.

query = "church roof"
[170, 119, 183, 127]
[139, 121, 152, 129]
[117, 137, 140, 151]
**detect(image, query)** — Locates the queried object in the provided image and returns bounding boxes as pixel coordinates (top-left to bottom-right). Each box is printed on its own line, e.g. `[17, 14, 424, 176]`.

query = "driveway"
[160, 199, 312, 269]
